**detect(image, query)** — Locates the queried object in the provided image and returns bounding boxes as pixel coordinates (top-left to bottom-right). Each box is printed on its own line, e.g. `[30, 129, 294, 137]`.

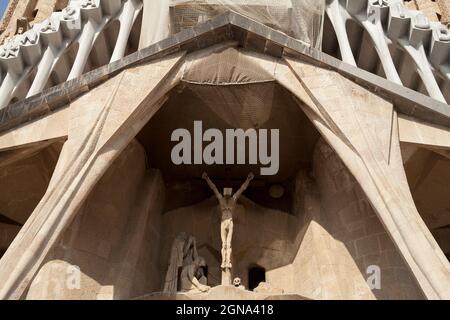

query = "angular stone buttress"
[0, 4, 449, 300]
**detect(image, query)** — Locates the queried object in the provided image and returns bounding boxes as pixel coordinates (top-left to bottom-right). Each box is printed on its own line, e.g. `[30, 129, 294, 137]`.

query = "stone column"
[138, 0, 171, 50]
[0, 52, 184, 299]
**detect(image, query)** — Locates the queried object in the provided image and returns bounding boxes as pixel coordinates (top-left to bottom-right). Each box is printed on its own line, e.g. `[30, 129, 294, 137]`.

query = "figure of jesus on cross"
[202, 172, 254, 271]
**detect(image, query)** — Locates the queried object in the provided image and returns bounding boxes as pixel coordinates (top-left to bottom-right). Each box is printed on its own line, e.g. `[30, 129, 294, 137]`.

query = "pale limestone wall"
[26, 140, 165, 300]
[307, 140, 423, 300]
[283, 55, 450, 299]
[34, 0, 68, 22]
[404, 0, 450, 25]
[0, 144, 61, 225]
[404, 148, 450, 230]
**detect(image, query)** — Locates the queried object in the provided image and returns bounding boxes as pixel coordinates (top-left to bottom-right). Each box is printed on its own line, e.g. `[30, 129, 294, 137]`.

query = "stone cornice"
[0, 11, 449, 134]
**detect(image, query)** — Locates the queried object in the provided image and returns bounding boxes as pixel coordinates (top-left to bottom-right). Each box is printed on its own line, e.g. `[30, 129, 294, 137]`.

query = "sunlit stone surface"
[0, 0, 449, 300]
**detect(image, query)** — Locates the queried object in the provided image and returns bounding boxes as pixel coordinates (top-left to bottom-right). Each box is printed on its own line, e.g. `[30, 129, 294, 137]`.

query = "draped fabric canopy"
[140, 0, 325, 49]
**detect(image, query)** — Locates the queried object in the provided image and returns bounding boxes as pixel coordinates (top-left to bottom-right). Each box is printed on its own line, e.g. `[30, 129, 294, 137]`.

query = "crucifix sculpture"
[202, 172, 254, 285]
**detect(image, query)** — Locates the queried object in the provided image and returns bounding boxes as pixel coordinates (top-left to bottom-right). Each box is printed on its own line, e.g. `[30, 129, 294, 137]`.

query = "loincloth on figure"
[221, 209, 233, 222]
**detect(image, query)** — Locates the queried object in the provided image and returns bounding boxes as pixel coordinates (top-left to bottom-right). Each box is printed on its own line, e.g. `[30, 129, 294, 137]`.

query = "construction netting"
[140, 0, 325, 50]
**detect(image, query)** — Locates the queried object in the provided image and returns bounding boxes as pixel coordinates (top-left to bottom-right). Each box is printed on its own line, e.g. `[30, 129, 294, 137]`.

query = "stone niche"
[25, 133, 425, 300]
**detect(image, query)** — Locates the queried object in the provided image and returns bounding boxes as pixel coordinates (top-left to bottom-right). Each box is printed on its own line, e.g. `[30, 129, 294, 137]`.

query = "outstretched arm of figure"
[233, 172, 254, 201]
[202, 172, 222, 200]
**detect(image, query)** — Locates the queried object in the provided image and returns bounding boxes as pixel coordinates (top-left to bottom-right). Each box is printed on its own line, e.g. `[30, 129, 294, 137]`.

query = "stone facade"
[0, 1, 449, 300]
[27, 141, 165, 299]
[405, 0, 450, 24]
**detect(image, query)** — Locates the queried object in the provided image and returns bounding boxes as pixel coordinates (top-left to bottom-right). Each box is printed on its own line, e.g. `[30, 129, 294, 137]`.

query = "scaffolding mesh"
[170, 0, 325, 49]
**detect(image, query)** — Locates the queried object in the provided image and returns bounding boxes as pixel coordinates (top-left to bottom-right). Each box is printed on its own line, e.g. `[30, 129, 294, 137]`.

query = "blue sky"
[0, 0, 8, 18]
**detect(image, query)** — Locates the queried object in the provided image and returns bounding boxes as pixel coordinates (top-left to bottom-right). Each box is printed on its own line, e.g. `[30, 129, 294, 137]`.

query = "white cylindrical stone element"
[110, 0, 142, 62]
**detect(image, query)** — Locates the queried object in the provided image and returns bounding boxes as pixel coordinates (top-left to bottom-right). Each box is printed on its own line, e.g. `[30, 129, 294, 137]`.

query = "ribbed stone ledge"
[0, 11, 449, 134]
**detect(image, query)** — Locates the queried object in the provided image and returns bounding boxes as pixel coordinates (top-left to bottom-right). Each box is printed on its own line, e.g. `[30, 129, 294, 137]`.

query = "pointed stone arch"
[0, 52, 185, 299]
